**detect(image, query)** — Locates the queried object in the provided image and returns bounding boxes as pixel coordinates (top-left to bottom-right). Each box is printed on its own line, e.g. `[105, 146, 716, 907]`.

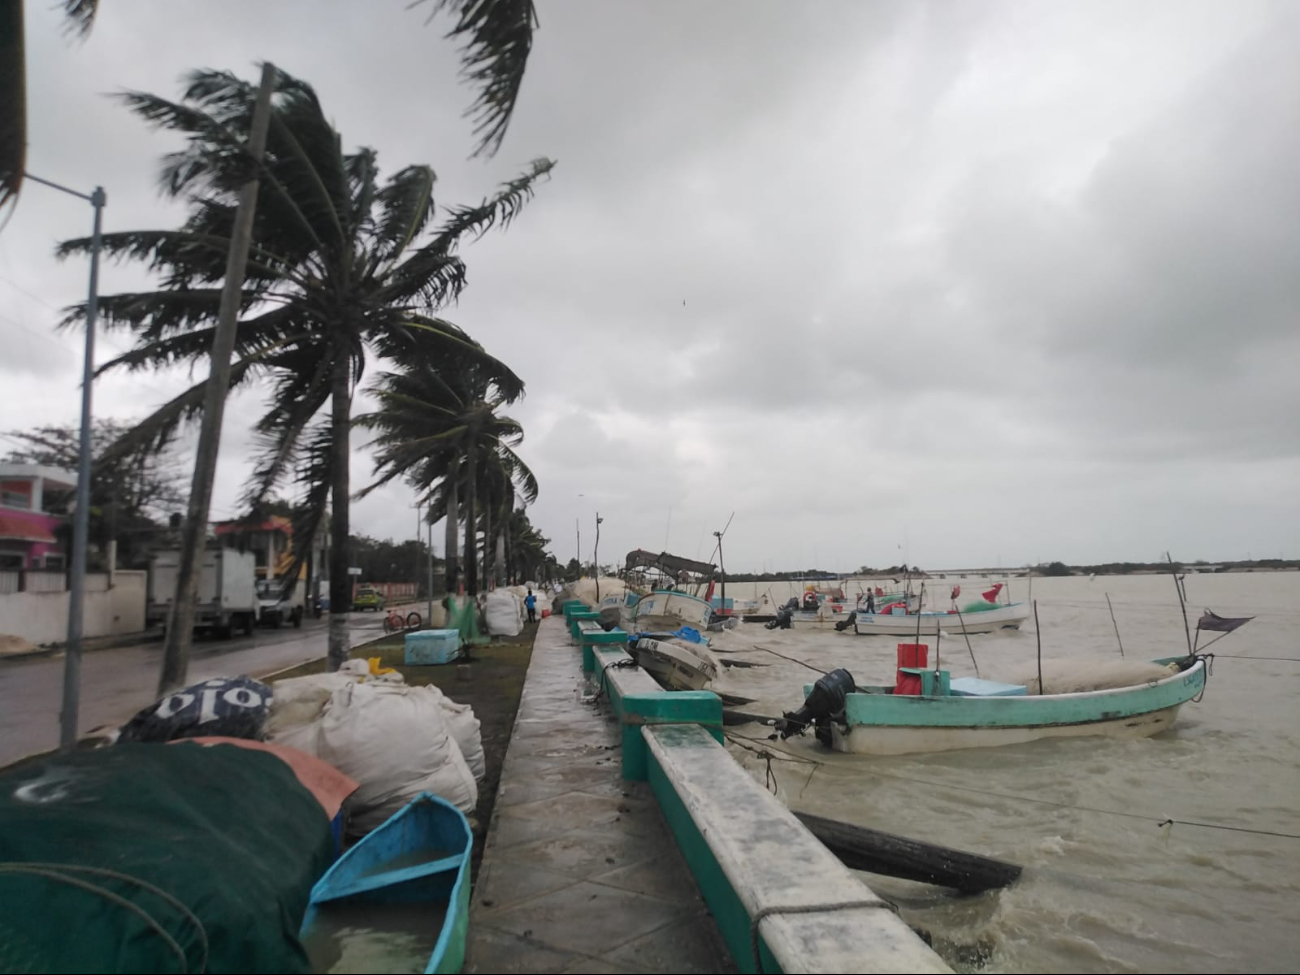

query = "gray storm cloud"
[2, 0, 1295, 570]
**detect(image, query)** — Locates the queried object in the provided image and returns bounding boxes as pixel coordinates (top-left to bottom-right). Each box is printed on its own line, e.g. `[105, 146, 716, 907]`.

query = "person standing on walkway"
[525, 588, 537, 623]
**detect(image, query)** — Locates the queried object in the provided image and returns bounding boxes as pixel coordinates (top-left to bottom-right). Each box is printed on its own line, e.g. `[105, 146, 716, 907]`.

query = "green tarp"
[0, 743, 335, 974]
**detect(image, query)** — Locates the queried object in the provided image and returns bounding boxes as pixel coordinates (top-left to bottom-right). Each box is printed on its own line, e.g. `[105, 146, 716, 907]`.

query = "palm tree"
[59, 67, 551, 671]
[358, 343, 538, 598]
[1, 0, 536, 209]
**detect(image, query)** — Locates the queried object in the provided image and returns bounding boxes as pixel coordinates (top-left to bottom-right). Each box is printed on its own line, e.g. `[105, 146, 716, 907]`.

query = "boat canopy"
[624, 548, 716, 580]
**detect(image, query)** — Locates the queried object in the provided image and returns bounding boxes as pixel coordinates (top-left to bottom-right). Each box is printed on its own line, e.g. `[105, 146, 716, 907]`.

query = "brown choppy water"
[708, 573, 1300, 974]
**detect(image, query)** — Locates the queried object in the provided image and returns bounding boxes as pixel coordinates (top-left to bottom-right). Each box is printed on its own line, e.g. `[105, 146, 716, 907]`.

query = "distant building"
[0, 463, 75, 570]
[214, 515, 298, 581]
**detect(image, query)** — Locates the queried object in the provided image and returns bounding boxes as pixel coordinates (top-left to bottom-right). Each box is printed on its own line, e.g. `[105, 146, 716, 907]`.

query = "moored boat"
[620, 588, 715, 633]
[850, 600, 1030, 636]
[300, 792, 472, 974]
[633, 636, 718, 691]
[779, 654, 1209, 756]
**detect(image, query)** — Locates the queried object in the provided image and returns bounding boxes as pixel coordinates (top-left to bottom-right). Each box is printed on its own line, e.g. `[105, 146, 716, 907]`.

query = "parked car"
[353, 586, 385, 612]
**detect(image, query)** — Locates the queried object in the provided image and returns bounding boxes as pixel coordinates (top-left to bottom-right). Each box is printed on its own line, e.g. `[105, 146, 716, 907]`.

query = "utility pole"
[26, 172, 106, 751]
[594, 512, 603, 600]
[159, 63, 276, 694]
[427, 519, 435, 628]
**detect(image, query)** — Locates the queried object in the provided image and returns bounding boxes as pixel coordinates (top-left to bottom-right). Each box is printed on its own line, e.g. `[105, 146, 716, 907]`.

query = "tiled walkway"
[465, 615, 734, 974]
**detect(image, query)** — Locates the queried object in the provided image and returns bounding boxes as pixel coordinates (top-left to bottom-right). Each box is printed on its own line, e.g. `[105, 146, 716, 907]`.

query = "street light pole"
[594, 512, 603, 600]
[24, 173, 106, 751]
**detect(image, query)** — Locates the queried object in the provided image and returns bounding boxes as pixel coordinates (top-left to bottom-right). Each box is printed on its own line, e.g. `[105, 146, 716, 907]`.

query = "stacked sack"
[266, 661, 484, 833]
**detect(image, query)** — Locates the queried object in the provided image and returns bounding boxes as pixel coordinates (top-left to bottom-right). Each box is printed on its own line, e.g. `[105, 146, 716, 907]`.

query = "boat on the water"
[300, 792, 472, 974]
[633, 636, 717, 690]
[779, 655, 1209, 756]
[620, 588, 715, 633]
[745, 586, 920, 627]
[850, 600, 1030, 636]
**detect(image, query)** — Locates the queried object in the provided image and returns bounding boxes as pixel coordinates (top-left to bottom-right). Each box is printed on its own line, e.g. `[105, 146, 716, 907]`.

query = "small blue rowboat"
[300, 792, 472, 974]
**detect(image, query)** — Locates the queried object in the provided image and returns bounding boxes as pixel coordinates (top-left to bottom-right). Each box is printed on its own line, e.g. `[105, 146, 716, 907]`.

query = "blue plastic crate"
[404, 628, 462, 665]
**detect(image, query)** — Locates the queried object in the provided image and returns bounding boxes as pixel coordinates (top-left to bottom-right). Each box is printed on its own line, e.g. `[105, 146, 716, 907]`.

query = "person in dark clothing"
[525, 589, 537, 623]
[864, 590, 876, 614]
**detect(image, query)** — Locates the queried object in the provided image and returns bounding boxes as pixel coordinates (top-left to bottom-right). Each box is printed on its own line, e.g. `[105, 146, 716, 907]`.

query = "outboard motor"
[834, 611, 857, 632]
[765, 597, 799, 630]
[779, 668, 856, 747]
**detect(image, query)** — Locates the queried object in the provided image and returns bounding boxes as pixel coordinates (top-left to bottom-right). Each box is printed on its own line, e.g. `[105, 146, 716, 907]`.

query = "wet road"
[0, 613, 388, 767]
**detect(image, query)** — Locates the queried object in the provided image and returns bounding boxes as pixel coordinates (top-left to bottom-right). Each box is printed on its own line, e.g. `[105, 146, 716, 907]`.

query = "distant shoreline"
[716, 562, 1299, 582]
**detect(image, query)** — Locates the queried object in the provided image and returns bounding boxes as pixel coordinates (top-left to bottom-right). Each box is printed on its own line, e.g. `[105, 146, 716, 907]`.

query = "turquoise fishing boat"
[300, 792, 472, 974]
[781, 656, 1209, 756]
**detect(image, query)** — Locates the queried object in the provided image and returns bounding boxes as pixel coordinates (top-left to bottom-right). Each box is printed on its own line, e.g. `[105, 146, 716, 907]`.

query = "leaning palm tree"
[59, 66, 551, 671]
[1, 0, 536, 210]
[357, 344, 538, 597]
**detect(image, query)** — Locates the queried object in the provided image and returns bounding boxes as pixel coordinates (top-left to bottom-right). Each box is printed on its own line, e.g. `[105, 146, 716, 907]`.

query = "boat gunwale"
[303, 791, 472, 975]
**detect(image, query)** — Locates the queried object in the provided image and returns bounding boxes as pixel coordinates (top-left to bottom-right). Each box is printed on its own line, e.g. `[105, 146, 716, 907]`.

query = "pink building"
[0, 463, 75, 570]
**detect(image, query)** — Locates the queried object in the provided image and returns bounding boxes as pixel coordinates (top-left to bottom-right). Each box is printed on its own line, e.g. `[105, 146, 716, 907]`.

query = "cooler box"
[404, 628, 462, 665]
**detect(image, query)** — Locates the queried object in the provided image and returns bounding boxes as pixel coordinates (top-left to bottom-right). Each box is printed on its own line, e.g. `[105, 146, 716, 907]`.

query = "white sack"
[484, 589, 524, 637]
[315, 680, 478, 831]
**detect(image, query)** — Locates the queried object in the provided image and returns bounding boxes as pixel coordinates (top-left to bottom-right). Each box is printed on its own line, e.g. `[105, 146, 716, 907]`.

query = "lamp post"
[25, 173, 106, 751]
[594, 512, 603, 600]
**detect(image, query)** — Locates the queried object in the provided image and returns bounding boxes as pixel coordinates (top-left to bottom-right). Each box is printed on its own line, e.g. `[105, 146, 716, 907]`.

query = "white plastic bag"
[315, 681, 478, 830]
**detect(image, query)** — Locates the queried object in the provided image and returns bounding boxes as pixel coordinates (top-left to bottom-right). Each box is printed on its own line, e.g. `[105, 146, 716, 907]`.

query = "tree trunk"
[443, 477, 459, 597]
[327, 353, 352, 672]
[155, 63, 276, 697]
[464, 439, 478, 595]
[482, 494, 493, 590]
[495, 528, 506, 587]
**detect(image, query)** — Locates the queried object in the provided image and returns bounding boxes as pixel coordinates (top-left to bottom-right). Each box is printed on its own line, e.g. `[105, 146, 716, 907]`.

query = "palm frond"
[60, 0, 100, 38]
[384, 157, 553, 308]
[97, 355, 260, 464]
[419, 0, 538, 158]
[0, 0, 25, 214]
[374, 165, 437, 260]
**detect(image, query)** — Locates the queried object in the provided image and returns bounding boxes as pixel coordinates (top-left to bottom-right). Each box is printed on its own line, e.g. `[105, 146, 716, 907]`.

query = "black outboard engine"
[764, 597, 800, 630]
[778, 668, 855, 747]
[834, 611, 857, 632]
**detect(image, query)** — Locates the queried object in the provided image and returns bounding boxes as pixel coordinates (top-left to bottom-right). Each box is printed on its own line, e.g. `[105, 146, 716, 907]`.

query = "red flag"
[950, 585, 961, 601]
[982, 583, 1003, 603]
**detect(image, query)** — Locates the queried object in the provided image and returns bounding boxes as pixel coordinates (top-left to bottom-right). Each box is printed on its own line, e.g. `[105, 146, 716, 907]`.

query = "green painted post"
[580, 628, 626, 673]
[617, 691, 722, 780]
[569, 610, 601, 641]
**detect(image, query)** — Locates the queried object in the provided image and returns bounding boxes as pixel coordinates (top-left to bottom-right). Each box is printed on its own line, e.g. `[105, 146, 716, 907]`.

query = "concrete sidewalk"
[466, 615, 734, 974]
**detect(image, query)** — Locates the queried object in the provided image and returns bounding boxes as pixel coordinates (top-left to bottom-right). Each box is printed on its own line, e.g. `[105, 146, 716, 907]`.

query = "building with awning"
[0, 464, 74, 570]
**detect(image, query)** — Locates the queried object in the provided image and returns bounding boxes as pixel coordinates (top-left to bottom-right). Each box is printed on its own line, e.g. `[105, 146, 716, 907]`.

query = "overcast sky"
[3, 0, 1297, 572]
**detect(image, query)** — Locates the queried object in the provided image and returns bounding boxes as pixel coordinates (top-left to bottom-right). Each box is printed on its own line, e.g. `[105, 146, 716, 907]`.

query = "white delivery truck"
[148, 547, 258, 638]
[255, 576, 305, 628]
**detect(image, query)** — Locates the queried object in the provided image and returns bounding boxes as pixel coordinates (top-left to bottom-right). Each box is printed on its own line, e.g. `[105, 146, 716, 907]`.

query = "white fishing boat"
[620, 588, 714, 632]
[633, 637, 717, 691]
[850, 601, 1030, 636]
[754, 588, 922, 630]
